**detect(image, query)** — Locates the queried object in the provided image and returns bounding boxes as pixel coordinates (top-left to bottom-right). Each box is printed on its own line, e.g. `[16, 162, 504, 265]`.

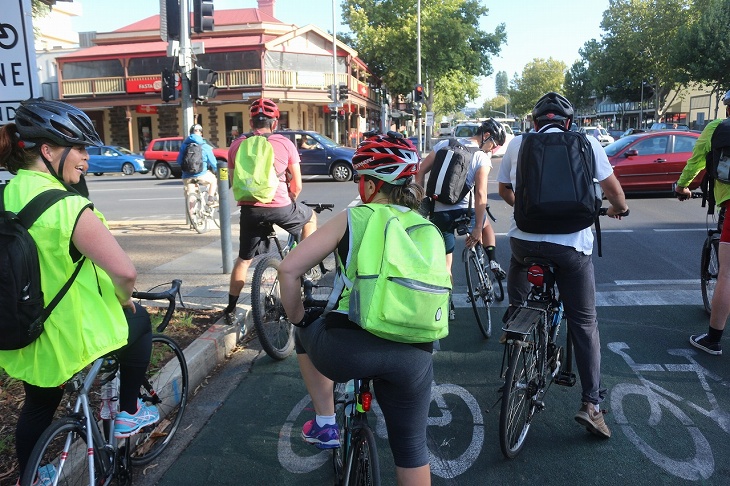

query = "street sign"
[0, 0, 41, 124]
[425, 111, 434, 127]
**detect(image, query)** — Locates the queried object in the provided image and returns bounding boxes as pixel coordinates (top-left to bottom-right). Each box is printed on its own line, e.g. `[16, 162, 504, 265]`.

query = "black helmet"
[723, 90, 730, 106]
[14, 98, 103, 147]
[532, 92, 574, 124]
[476, 118, 506, 146]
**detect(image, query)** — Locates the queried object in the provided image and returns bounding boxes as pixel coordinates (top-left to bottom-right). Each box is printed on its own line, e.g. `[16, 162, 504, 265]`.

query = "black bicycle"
[250, 202, 335, 360]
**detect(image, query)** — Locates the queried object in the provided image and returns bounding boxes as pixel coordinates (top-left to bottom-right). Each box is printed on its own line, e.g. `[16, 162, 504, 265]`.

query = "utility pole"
[179, 0, 194, 133]
[416, 0, 422, 153]
[332, 0, 339, 144]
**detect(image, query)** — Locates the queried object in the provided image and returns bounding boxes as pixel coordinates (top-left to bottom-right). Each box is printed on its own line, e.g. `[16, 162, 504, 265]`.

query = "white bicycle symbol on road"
[608, 341, 730, 481]
[0, 23, 19, 50]
[278, 381, 484, 479]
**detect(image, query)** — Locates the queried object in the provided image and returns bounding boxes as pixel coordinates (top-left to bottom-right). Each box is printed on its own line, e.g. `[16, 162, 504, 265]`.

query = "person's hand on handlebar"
[605, 205, 630, 219]
[675, 183, 692, 201]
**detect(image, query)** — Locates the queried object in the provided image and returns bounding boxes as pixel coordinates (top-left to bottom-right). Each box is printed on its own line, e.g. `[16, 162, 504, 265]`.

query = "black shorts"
[237, 202, 313, 260]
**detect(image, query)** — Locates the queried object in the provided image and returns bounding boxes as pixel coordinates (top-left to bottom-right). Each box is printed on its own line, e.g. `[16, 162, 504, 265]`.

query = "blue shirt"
[178, 133, 217, 178]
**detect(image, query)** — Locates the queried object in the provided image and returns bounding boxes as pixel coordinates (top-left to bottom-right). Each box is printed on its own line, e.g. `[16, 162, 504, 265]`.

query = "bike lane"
[155, 304, 730, 485]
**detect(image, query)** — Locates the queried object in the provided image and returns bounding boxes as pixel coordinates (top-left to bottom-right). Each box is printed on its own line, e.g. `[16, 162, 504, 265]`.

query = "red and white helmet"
[352, 133, 419, 185]
[250, 98, 280, 119]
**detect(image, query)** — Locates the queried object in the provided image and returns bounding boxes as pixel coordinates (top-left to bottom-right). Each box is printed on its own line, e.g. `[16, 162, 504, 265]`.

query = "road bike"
[184, 174, 219, 234]
[250, 202, 335, 360]
[452, 206, 505, 338]
[333, 378, 381, 486]
[21, 280, 189, 486]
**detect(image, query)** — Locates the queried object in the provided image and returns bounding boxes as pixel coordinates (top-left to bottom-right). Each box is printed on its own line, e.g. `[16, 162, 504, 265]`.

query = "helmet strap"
[359, 177, 384, 204]
[41, 146, 77, 191]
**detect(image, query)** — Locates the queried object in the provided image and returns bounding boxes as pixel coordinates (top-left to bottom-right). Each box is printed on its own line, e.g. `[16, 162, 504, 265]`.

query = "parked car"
[438, 122, 452, 137]
[608, 130, 624, 141]
[143, 137, 228, 179]
[274, 130, 355, 182]
[87, 145, 148, 176]
[579, 126, 615, 147]
[604, 130, 702, 193]
[621, 128, 646, 138]
[650, 122, 690, 131]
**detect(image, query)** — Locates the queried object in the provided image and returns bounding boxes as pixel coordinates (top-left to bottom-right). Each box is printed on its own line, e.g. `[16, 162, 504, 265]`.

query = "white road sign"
[0, 0, 41, 124]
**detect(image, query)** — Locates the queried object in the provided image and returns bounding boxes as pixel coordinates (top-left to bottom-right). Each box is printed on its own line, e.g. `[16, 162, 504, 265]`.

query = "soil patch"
[0, 308, 219, 484]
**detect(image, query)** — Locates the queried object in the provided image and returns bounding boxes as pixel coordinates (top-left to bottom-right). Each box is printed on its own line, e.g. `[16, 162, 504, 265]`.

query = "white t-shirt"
[429, 137, 492, 212]
[496, 126, 614, 255]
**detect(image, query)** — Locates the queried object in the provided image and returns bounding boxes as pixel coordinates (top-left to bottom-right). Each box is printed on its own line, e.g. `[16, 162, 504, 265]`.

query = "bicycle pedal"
[535, 400, 545, 411]
[553, 371, 576, 387]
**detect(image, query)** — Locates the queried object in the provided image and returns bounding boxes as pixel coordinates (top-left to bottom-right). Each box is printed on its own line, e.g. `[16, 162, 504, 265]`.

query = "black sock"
[224, 294, 239, 314]
[485, 246, 496, 262]
[708, 326, 724, 342]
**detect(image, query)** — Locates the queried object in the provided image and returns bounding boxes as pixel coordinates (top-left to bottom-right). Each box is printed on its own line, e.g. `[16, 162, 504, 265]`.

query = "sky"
[71, 0, 611, 107]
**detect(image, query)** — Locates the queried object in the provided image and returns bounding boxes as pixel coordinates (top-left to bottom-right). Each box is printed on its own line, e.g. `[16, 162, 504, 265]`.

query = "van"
[438, 122, 452, 137]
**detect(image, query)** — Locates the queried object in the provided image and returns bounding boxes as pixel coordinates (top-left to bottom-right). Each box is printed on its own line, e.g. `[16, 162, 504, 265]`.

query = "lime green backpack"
[337, 204, 452, 343]
[232, 134, 284, 203]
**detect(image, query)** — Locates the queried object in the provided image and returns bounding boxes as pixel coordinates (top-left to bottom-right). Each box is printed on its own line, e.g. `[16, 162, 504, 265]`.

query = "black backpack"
[426, 138, 479, 205]
[708, 118, 730, 183]
[0, 185, 86, 350]
[514, 125, 602, 234]
[181, 142, 204, 173]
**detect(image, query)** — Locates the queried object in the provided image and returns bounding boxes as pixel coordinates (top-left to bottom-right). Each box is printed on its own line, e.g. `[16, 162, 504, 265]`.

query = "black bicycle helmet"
[723, 90, 730, 106]
[532, 92, 574, 124]
[476, 118, 507, 146]
[14, 98, 103, 148]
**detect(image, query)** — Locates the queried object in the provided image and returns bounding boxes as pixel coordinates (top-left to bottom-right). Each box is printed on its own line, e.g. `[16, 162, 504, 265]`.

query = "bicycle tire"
[129, 334, 189, 465]
[346, 425, 381, 486]
[499, 338, 539, 459]
[252, 255, 295, 360]
[332, 382, 349, 482]
[211, 203, 220, 228]
[21, 416, 110, 486]
[464, 248, 492, 338]
[701, 235, 719, 316]
[186, 191, 210, 234]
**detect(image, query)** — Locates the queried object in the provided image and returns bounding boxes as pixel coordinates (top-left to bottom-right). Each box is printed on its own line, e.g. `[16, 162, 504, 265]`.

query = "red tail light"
[361, 391, 372, 412]
[527, 265, 544, 287]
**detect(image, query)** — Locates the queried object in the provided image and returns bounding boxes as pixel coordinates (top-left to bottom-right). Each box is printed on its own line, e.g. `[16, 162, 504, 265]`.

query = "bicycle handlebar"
[301, 201, 335, 214]
[132, 279, 182, 333]
[598, 207, 630, 217]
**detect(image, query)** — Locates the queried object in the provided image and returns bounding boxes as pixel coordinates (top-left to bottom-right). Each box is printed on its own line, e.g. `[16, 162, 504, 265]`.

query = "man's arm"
[599, 173, 629, 217]
[498, 182, 515, 207]
[469, 165, 489, 247]
[676, 119, 718, 198]
[204, 144, 217, 171]
[287, 162, 303, 200]
[416, 150, 436, 187]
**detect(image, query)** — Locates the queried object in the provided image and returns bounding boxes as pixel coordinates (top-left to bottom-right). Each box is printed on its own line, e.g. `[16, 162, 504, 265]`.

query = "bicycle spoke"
[464, 249, 493, 338]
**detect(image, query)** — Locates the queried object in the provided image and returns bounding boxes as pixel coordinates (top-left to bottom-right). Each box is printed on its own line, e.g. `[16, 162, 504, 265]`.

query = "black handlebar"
[132, 279, 182, 333]
[301, 201, 335, 214]
[598, 207, 630, 217]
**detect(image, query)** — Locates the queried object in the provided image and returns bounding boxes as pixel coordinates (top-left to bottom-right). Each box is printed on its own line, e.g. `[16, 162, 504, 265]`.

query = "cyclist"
[675, 89, 730, 356]
[497, 92, 628, 439]
[278, 133, 434, 485]
[178, 124, 218, 204]
[223, 98, 316, 325]
[0, 98, 159, 485]
[416, 118, 507, 319]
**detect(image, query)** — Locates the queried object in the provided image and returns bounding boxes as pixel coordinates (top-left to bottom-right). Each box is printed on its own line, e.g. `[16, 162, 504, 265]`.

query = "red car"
[604, 130, 702, 193]
[143, 137, 228, 179]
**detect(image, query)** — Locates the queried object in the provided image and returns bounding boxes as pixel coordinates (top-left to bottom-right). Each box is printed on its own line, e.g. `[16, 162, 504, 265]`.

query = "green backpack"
[232, 134, 284, 203]
[335, 204, 452, 343]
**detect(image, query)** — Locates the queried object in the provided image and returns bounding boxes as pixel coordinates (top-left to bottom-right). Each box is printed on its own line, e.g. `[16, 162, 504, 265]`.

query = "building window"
[62, 60, 123, 79]
[128, 57, 170, 76]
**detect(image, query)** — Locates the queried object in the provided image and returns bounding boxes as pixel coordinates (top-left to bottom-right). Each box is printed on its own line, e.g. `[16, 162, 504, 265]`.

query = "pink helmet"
[352, 133, 419, 185]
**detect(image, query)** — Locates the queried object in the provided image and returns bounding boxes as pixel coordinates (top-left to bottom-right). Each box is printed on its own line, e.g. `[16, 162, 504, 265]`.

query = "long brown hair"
[0, 123, 43, 174]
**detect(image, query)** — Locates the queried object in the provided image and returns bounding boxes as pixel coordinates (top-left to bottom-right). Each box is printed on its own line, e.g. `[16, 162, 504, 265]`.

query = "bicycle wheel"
[499, 338, 539, 459]
[332, 382, 349, 482]
[464, 248, 493, 338]
[346, 425, 381, 486]
[187, 190, 210, 234]
[129, 334, 189, 466]
[210, 202, 220, 228]
[252, 255, 294, 360]
[701, 235, 719, 316]
[21, 416, 110, 486]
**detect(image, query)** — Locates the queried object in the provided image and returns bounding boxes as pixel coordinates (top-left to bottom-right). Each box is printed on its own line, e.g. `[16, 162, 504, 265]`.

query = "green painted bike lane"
[156, 304, 730, 485]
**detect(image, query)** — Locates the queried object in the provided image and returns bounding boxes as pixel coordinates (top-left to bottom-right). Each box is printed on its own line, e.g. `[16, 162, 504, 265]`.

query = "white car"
[579, 126, 614, 147]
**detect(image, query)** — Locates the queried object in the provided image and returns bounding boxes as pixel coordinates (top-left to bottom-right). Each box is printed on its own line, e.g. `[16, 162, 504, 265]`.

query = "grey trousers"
[507, 237, 606, 405]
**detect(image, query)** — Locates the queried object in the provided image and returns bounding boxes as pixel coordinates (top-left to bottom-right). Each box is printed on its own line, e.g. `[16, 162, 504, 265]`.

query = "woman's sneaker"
[301, 419, 340, 449]
[114, 401, 160, 438]
[16, 464, 56, 486]
[689, 333, 722, 356]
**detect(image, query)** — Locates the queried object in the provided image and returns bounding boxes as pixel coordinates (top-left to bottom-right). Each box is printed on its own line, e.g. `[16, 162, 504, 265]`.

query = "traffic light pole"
[331, 1, 339, 144]
[179, 0, 194, 133]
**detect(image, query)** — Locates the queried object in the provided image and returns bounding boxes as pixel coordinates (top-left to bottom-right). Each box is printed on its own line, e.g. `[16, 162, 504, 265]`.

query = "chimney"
[258, 0, 275, 18]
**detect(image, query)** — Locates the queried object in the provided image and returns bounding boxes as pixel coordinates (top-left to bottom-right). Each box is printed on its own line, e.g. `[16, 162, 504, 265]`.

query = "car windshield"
[604, 136, 639, 156]
[112, 146, 134, 155]
[454, 126, 478, 138]
[309, 133, 337, 147]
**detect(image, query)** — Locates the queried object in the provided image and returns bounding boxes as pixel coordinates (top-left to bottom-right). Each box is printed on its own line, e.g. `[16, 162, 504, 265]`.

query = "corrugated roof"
[114, 8, 280, 33]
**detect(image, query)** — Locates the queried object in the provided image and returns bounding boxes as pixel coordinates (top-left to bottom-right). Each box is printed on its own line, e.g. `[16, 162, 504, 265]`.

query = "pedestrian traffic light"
[193, 0, 214, 33]
[338, 84, 348, 101]
[161, 68, 177, 102]
[414, 84, 424, 103]
[338, 110, 345, 121]
[161, 0, 180, 41]
[191, 67, 218, 100]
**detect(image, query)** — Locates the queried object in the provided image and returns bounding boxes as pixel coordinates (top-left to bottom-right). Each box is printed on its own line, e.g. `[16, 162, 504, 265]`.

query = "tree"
[32, 0, 51, 37]
[564, 60, 593, 115]
[476, 95, 508, 118]
[495, 71, 508, 97]
[508, 58, 566, 117]
[342, 0, 505, 119]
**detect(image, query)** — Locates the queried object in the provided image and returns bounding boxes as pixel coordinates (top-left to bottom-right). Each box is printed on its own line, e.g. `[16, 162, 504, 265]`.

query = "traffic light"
[191, 67, 218, 100]
[161, 68, 177, 102]
[337, 110, 345, 121]
[161, 0, 180, 41]
[338, 84, 348, 101]
[414, 84, 424, 103]
[329, 84, 337, 102]
[193, 0, 214, 33]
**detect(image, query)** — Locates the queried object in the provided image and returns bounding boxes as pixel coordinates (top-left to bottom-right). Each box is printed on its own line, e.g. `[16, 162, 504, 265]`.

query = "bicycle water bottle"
[344, 380, 355, 416]
[551, 301, 563, 328]
[100, 375, 119, 420]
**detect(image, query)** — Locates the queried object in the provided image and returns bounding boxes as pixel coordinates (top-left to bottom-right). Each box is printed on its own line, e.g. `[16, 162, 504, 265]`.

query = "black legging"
[16, 303, 152, 477]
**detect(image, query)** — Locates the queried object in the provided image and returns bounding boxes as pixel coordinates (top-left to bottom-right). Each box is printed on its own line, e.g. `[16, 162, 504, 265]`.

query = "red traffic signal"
[414, 84, 424, 102]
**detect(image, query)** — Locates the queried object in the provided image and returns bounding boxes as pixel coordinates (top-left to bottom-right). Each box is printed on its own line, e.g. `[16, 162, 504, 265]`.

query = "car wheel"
[331, 162, 352, 182]
[122, 162, 135, 176]
[93, 172, 103, 176]
[153, 163, 171, 179]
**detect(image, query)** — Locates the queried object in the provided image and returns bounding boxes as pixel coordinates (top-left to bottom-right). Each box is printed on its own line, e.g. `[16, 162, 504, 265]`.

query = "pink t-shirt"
[228, 131, 301, 207]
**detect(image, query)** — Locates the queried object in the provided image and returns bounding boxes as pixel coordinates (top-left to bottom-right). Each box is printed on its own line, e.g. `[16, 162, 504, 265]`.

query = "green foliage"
[342, 0, 505, 117]
[476, 95, 508, 118]
[508, 58, 567, 117]
[495, 71, 509, 97]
